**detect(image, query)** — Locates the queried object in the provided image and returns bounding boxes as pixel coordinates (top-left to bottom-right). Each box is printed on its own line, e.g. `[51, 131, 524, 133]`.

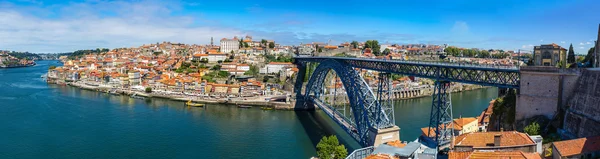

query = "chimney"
[494, 134, 502, 147]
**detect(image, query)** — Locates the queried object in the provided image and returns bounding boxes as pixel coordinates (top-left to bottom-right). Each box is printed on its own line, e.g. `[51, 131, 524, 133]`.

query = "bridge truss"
[294, 57, 519, 149]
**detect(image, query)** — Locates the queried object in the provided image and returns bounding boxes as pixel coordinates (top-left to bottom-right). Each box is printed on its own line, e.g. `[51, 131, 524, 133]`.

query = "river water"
[0, 61, 496, 158]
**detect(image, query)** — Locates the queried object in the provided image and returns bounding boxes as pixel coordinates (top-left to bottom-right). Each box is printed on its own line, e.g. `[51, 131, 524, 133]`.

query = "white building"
[220, 37, 240, 53]
[260, 62, 293, 74]
[128, 71, 141, 86]
[207, 53, 227, 63]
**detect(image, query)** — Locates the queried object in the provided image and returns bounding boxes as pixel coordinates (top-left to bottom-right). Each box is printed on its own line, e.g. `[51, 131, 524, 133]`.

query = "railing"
[345, 146, 374, 159]
[295, 56, 520, 70]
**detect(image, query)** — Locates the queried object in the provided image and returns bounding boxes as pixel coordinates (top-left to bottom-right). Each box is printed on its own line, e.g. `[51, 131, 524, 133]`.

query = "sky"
[0, 0, 599, 53]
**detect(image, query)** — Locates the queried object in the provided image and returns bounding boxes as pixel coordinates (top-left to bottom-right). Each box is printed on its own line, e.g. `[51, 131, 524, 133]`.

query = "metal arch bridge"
[293, 57, 520, 148]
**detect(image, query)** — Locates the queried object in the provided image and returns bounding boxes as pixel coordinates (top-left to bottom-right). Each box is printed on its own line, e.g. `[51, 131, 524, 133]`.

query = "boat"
[261, 107, 273, 110]
[238, 105, 252, 108]
[130, 93, 145, 99]
[186, 100, 205, 107]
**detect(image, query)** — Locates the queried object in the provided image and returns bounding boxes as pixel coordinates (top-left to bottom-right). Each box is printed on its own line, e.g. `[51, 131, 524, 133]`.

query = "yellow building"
[453, 117, 479, 135]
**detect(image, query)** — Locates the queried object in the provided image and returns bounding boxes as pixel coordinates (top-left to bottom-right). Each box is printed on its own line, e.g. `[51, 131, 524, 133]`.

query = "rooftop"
[449, 151, 541, 159]
[553, 135, 600, 157]
[454, 131, 535, 147]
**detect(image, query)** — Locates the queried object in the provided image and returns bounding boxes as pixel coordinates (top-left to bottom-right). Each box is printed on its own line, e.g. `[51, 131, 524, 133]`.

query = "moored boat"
[186, 100, 204, 107]
[238, 105, 252, 108]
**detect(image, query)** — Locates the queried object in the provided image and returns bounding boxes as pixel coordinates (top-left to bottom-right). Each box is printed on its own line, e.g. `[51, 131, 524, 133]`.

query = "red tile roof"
[454, 131, 535, 147]
[450, 151, 541, 159]
[553, 136, 600, 157]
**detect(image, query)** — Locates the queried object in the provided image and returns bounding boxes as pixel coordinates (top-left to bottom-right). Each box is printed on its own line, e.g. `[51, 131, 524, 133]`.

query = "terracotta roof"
[268, 62, 292, 65]
[450, 151, 541, 159]
[365, 154, 397, 159]
[454, 117, 477, 130]
[553, 136, 600, 157]
[454, 131, 535, 147]
[386, 140, 406, 148]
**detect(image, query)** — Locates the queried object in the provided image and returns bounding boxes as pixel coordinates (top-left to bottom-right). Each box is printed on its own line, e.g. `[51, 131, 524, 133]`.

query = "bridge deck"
[312, 98, 360, 142]
[295, 57, 520, 88]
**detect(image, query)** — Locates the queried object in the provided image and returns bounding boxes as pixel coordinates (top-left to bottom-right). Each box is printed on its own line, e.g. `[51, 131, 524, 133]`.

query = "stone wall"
[516, 67, 580, 121]
[562, 68, 600, 138]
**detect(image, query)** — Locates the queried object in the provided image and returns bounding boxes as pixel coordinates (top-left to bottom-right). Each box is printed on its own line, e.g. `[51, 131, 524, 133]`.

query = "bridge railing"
[345, 146, 374, 159]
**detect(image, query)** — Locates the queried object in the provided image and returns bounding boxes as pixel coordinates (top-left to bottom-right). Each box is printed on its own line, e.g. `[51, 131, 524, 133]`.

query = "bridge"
[292, 57, 520, 150]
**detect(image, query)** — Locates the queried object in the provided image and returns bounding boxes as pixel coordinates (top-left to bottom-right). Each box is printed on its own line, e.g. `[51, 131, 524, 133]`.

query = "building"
[453, 117, 478, 135]
[453, 131, 541, 153]
[533, 43, 566, 66]
[220, 37, 239, 53]
[478, 100, 495, 132]
[449, 151, 541, 159]
[552, 136, 600, 159]
[260, 62, 293, 74]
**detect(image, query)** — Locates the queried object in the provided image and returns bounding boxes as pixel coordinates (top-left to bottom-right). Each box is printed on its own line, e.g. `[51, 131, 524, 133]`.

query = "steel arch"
[304, 59, 394, 146]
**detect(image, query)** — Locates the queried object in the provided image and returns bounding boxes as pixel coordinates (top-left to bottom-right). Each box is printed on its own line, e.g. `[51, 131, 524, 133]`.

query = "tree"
[364, 40, 381, 56]
[524, 122, 540, 135]
[567, 44, 575, 63]
[211, 65, 221, 70]
[244, 64, 259, 76]
[350, 41, 359, 49]
[261, 39, 268, 47]
[243, 42, 249, 48]
[480, 50, 490, 58]
[145, 87, 152, 93]
[239, 38, 244, 48]
[382, 48, 391, 55]
[316, 135, 347, 159]
[268, 42, 275, 49]
[48, 65, 57, 69]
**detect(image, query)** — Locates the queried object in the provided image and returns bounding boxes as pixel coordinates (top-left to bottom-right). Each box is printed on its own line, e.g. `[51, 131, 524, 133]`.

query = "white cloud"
[561, 41, 565, 44]
[540, 39, 544, 42]
[451, 21, 469, 34]
[580, 42, 585, 45]
[580, 47, 585, 49]
[0, 1, 243, 52]
[587, 42, 592, 45]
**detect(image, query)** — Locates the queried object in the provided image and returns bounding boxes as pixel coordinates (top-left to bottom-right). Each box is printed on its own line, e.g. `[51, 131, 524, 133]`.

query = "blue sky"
[0, 0, 598, 53]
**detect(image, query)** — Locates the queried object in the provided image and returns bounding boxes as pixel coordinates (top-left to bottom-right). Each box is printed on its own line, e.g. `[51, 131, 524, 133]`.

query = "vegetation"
[491, 89, 517, 130]
[567, 44, 575, 63]
[48, 65, 57, 69]
[524, 122, 540, 135]
[382, 48, 391, 55]
[268, 42, 275, 49]
[334, 52, 355, 57]
[350, 41, 359, 49]
[583, 47, 596, 67]
[364, 40, 381, 56]
[68, 48, 110, 59]
[145, 87, 152, 93]
[316, 135, 347, 159]
[264, 54, 292, 63]
[444, 47, 502, 58]
[7, 52, 41, 59]
[244, 64, 260, 76]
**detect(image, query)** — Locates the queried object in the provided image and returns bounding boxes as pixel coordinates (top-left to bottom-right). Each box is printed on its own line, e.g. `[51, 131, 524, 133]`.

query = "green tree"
[567, 44, 575, 63]
[524, 122, 540, 135]
[243, 42, 249, 48]
[350, 41, 359, 49]
[211, 65, 221, 71]
[382, 48, 391, 55]
[145, 87, 152, 93]
[244, 64, 260, 76]
[480, 50, 490, 58]
[364, 40, 381, 56]
[239, 38, 244, 48]
[48, 65, 57, 69]
[261, 39, 268, 47]
[268, 42, 275, 49]
[316, 135, 347, 159]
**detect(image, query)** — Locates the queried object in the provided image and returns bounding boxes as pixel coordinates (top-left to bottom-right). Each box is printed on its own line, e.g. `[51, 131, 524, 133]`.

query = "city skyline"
[1, 0, 599, 53]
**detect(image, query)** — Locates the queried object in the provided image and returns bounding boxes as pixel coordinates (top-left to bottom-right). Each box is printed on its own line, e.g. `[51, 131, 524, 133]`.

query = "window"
[542, 51, 552, 59]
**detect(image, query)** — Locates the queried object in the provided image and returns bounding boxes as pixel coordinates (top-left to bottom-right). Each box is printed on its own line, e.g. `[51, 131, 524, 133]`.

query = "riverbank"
[62, 81, 295, 110]
[0, 62, 36, 68]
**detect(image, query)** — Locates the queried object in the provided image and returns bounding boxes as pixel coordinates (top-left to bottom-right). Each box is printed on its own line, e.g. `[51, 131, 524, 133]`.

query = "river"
[0, 61, 497, 158]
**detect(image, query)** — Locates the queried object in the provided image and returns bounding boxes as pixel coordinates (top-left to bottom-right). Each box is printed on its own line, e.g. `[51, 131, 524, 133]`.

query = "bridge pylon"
[427, 80, 454, 152]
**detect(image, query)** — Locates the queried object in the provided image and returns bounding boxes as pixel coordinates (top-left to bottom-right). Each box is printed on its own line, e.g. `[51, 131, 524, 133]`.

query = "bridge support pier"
[427, 80, 453, 152]
[368, 125, 400, 147]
